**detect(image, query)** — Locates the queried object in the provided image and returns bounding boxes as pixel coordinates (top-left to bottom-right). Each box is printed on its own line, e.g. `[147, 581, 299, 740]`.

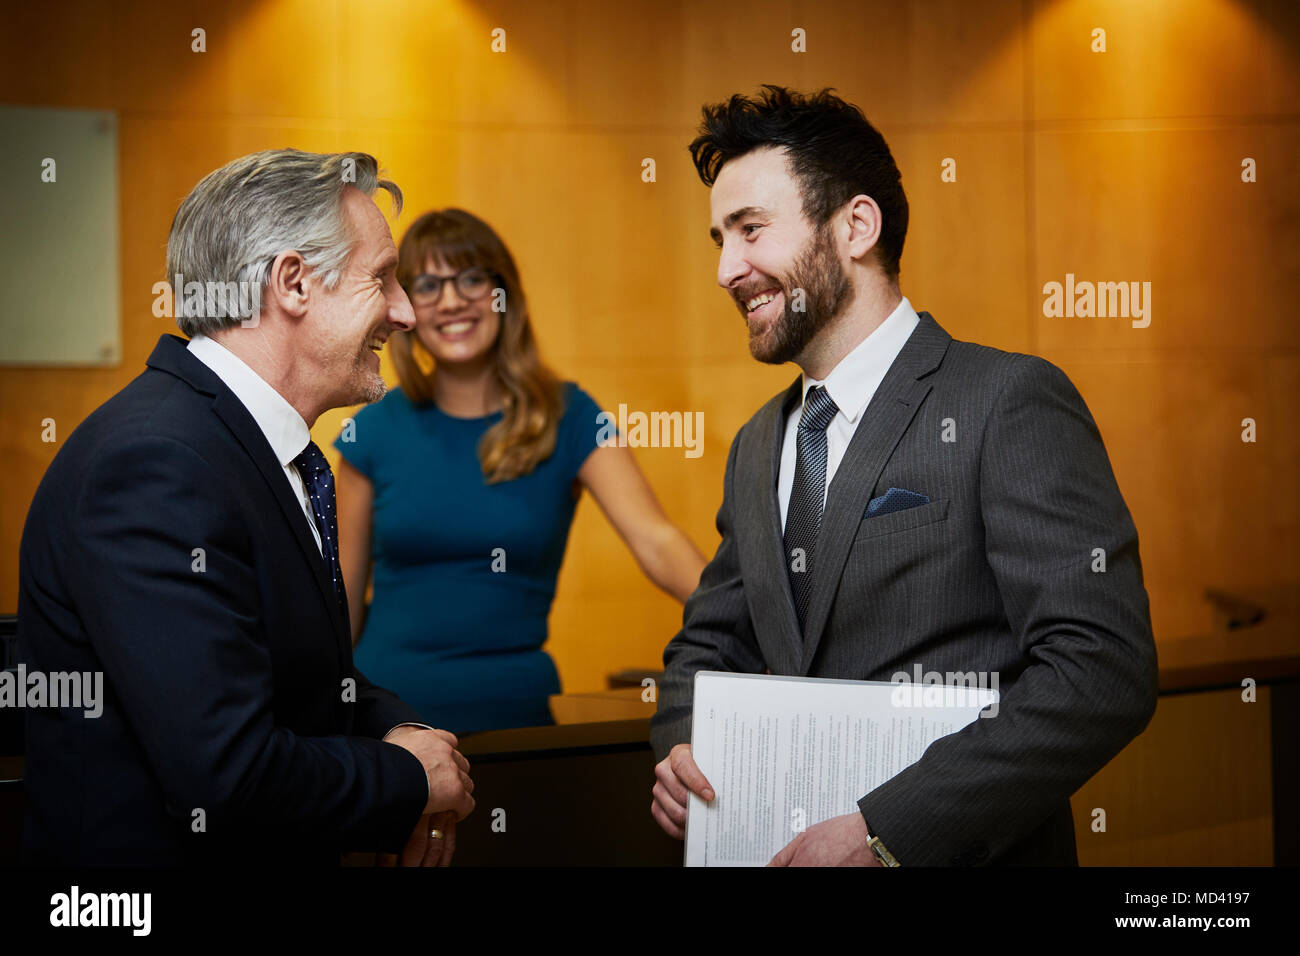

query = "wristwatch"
[865, 821, 901, 867]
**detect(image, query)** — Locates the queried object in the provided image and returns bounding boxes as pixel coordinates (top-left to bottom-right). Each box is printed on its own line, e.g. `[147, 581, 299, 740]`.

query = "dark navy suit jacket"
[18, 334, 429, 865]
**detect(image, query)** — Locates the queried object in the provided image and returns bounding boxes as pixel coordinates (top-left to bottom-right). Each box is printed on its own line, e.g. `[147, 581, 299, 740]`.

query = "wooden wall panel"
[893, 128, 1033, 353]
[1048, 354, 1299, 641]
[1029, 0, 1299, 120]
[1033, 127, 1300, 353]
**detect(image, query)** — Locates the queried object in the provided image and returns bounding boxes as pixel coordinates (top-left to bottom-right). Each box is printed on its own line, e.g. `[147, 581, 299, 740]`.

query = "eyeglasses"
[407, 267, 498, 306]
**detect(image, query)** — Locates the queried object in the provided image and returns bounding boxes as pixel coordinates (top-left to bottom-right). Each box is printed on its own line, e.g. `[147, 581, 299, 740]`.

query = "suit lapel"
[797, 313, 952, 673]
[146, 336, 353, 661]
[211, 391, 349, 645]
[744, 376, 804, 670]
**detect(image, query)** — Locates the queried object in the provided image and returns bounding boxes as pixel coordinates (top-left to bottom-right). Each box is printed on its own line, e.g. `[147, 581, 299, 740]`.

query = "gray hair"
[165, 149, 403, 336]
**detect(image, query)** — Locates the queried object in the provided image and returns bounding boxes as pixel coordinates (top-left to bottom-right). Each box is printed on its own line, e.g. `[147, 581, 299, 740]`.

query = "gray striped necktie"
[784, 385, 839, 632]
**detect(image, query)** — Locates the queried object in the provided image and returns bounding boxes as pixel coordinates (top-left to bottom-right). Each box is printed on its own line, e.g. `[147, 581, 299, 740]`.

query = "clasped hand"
[384, 726, 475, 867]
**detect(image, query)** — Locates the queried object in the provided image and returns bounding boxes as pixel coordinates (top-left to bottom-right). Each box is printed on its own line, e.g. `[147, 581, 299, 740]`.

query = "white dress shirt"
[186, 334, 323, 555]
[778, 296, 921, 531]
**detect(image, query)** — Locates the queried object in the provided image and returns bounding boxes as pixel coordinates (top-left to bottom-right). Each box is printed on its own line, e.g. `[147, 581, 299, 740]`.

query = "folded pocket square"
[865, 487, 930, 517]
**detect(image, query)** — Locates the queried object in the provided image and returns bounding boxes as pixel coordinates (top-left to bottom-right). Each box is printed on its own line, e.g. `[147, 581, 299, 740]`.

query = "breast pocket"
[853, 497, 950, 541]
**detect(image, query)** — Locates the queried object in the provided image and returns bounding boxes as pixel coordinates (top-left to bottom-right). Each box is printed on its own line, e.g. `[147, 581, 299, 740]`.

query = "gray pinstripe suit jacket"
[649, 311, 1159, 866]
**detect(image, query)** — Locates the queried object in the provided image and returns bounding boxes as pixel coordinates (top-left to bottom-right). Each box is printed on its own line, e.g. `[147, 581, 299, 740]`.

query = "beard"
[349, 342, 388, 405]
[740, 220, 854, 365]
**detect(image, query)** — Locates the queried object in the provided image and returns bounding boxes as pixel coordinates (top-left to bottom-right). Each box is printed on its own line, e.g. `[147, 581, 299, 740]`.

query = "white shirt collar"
[800, 296, 920, 424]
[186, 333, 311, 468]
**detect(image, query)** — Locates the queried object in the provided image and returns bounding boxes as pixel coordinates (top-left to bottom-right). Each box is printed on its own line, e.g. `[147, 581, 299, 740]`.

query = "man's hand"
[650, 743, 715, 840]
[383, 726, 475, 819]
[397, 811, 457, 867]
[767, 812, 881, 866]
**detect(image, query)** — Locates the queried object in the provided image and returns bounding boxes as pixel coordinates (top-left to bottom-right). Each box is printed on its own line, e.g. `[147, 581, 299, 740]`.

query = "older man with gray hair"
[17, 148, 475, 865]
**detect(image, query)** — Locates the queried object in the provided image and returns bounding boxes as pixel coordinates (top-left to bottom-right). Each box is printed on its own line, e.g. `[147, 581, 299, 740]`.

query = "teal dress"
[335, 382, 603, 734]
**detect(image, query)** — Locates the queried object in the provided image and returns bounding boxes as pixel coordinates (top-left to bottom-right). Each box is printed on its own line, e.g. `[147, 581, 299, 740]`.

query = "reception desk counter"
[1, 608, 1295, 866]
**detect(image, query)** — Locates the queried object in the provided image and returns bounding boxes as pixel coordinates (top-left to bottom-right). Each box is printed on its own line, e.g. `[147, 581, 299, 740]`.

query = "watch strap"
[865, 824, 901, 867]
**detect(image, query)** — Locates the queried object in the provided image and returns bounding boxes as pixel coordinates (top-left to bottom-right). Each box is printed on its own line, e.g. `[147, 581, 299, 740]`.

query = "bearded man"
[648, 87, 1157, 867]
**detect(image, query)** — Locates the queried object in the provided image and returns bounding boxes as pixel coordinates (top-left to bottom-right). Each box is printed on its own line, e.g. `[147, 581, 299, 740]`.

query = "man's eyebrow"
[709, 205, 769, 243]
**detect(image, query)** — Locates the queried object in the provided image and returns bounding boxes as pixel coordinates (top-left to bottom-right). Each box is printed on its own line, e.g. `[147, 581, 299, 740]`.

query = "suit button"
[973, 844, 989, 861]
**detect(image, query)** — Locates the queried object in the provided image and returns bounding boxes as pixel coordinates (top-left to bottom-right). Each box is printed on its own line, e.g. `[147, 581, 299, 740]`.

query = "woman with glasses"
[334, 209, 707, 734]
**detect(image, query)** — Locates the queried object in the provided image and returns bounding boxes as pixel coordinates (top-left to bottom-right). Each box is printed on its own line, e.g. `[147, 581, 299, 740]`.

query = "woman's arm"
[335, 456, 374, 644]
[577, 444, 707, 603]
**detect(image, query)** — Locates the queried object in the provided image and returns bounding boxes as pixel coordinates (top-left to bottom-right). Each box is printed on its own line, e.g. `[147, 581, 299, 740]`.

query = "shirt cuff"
[383, 722, 435, 740]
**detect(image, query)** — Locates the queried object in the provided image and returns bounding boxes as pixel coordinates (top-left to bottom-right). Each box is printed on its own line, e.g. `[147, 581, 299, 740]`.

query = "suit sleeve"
[856, 355, 1159, 865]
[649, 428, 768, 763]
[70, 434, 428, 853]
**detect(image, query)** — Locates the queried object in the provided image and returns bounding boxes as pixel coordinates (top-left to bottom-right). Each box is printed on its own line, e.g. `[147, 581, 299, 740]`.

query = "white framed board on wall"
[0, 105, 120, 366]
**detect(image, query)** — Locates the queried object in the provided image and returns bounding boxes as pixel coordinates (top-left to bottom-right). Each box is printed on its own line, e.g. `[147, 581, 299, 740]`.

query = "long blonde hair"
[390, 209, 563, 484]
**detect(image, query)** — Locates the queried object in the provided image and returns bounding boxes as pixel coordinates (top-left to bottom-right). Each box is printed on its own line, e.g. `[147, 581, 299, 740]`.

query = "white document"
[685, 671, 998, 866]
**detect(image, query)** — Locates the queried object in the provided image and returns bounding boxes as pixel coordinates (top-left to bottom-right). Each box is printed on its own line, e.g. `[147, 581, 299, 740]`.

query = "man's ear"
[844, 194, 884, 266]
[267, 250, 310, 319]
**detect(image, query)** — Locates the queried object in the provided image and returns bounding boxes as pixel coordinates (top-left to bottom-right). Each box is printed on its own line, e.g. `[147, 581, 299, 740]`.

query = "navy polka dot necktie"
[293, 440, 348, 623]
[784, 385, 840, 633]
